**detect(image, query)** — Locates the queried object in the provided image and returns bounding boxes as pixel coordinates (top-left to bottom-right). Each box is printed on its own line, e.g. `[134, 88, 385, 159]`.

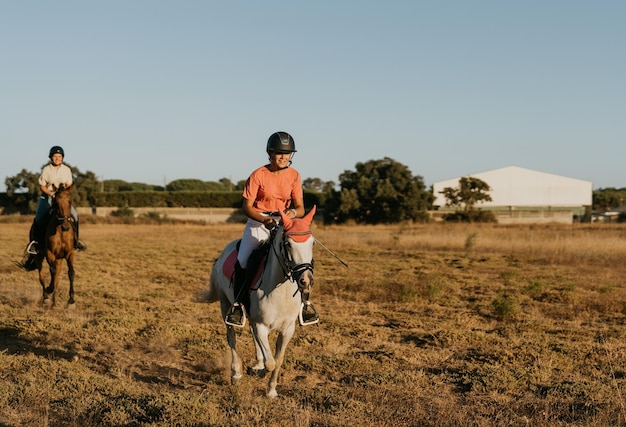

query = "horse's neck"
[54, 201, 71, 218]
[260, 230, 292, 291]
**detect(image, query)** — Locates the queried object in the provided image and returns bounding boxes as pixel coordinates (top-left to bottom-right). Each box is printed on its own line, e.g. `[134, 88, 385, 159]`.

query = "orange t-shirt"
[243, 165, 303, 213]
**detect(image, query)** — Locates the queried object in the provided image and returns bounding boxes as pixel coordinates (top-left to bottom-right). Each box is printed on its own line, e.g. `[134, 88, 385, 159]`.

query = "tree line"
[2, 158, 624, 224]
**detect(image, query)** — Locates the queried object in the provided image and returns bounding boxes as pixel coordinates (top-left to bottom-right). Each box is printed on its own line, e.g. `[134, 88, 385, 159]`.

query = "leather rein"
[270, 226, 315, 293]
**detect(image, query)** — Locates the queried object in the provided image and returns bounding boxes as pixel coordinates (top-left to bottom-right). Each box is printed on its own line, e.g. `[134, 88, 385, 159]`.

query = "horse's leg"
[52, 259, 64, 306]
[251, 323, 275, 372]
[66, 252, 75, 306]
[226, 325, 243, 383]
[37, 259, 51, 305]
[245, 295, 266, 376]
[266, 322, 296, 398]
[248, 331, 267, 376]
[48, 258, 63, 306]
[41, 252, 59, 304]
[220, 297, 242, 383]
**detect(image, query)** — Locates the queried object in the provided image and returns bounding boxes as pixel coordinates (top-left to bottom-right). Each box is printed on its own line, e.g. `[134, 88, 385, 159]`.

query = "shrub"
[443, 210, 497, 223]
[110, 207, 135, 217]
[491, 294, 517, 320]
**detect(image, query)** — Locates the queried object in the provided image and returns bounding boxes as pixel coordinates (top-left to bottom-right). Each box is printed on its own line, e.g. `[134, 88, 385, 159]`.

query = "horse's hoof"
[67, 302, 76, 309]
[231, 373, 243, 385]
[43, 298, 52, 305]
[266, 389, 278, 398]
[247, 367, 267, 378]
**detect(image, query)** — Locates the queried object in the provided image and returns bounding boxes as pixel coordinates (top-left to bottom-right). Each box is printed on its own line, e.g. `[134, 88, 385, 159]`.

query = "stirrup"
[224, 303, 247, 328]
[26, 241, 38, 255]
[299, 301, 319, 326]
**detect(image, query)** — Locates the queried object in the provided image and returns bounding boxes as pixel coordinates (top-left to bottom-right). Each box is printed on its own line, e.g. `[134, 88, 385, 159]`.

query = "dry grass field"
[1, 217, 626, 426]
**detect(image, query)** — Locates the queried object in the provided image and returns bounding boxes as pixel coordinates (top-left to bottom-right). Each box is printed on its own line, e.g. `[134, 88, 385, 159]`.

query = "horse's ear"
[66, 184, 73, 191]
[302, 205, 317, 227]
[279, 209, 293, 229]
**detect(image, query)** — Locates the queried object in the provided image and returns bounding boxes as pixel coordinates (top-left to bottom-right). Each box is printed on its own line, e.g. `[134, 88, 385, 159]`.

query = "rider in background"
[26, 146, 87, 255]
[225, 131, 319, 327]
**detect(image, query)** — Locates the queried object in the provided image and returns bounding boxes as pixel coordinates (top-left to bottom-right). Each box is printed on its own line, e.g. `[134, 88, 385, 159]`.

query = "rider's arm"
[40, 184, 53, 198]
[242, 198, 275, 228]
[288, 197, 304, 219]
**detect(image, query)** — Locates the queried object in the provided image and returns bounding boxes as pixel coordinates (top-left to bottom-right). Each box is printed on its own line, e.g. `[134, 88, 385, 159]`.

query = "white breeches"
[236, 214, 280, 268]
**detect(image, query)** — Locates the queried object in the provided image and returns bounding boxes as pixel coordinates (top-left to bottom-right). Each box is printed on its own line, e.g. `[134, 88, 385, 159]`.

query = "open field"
[1, 218, 626, 426]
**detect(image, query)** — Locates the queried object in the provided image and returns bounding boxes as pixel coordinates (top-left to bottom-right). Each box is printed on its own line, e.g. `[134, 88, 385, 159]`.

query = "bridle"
[270, 225, 315, 294]
[52, 191, 73, 232]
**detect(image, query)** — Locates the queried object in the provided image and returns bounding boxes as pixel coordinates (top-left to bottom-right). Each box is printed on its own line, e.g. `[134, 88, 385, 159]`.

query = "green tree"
[593, 188, 626, 210]
[219, 178, 235, 192]
[103, 180, 162, 192]
[4, 168, 40, 213]
[166, 179, 228, 192]
[440, 176, 492, 212]
[72, 167, 100, 207]
[103, 179, 131, 192]
[440, 176, 495, 222]
[324, 157, 432, 224]
[303, 177, 335, 193]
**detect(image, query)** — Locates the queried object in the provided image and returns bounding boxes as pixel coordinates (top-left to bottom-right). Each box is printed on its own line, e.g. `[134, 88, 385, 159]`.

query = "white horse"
[208, 206, 317, 397]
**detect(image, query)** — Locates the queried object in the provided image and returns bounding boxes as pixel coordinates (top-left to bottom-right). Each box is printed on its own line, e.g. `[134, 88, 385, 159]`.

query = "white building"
[432, 166, 593, 224]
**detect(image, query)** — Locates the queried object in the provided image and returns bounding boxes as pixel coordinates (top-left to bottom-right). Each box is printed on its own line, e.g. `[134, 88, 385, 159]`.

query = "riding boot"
[74, 221, 87, 251]
[26, 220, 39, 255]
[299, 291, 320, 326]
[225, 261, 247, 327]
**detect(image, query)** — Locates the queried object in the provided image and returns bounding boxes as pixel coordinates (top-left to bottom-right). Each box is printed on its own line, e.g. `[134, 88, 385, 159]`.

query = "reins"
[52, 191, 74, 230]
[266, 225, 315, 295]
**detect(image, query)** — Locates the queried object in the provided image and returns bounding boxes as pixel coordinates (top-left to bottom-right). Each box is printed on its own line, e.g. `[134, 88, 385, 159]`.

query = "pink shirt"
[243, 165, 303, 213]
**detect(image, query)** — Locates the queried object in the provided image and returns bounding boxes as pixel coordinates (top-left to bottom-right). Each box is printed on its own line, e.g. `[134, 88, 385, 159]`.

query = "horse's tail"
[205, 239, 238, 304]
[206, 258, 220, 303]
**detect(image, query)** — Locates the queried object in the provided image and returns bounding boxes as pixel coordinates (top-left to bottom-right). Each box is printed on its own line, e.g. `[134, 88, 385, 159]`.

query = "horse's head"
[279, 206, 316, 292]
[52, 184, 74, 231]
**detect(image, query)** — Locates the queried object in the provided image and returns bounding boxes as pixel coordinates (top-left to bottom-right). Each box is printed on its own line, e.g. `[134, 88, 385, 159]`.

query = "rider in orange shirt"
[225, 131, 319, 327]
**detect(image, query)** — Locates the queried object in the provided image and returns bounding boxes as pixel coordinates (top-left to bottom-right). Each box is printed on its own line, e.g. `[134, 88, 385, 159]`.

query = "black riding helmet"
[266, 132, 296, 154]
[49, 146, 65, 158]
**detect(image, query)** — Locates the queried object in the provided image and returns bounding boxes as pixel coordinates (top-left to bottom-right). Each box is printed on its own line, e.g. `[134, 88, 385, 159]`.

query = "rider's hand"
[263, 218, 276, 229]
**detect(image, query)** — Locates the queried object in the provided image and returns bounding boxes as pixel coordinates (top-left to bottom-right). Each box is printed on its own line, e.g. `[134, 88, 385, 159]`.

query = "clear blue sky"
[2, 1, 625, 191]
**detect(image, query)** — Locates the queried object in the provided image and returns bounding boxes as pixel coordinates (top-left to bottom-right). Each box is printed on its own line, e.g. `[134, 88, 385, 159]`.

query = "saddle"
[31, 209, 74, 242]
[222, 239, 272, 292]
[21, 213, 54, 271]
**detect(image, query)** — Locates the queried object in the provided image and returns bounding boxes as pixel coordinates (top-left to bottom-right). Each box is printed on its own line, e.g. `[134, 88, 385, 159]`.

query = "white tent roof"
[432, 166, 592, 208]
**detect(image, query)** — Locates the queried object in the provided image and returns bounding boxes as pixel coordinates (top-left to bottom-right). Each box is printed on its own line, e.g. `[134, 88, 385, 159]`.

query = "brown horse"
[35, 184, 77, 306]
